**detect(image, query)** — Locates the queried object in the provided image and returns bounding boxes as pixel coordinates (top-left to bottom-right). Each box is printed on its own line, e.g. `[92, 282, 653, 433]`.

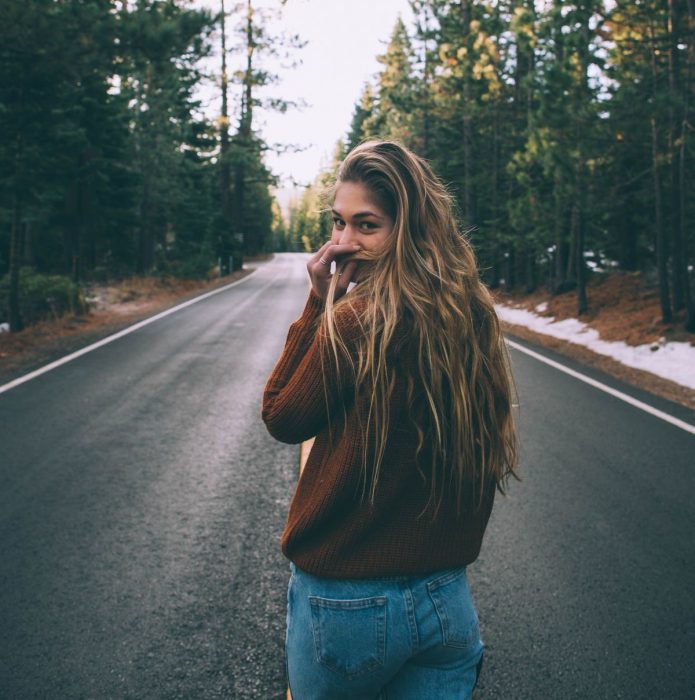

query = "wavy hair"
[319, 140, 520, 519]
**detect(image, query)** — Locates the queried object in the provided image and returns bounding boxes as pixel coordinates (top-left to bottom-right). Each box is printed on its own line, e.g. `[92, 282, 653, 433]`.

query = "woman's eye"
[332, 217, 345, 228]
[359, 221, 377, 231]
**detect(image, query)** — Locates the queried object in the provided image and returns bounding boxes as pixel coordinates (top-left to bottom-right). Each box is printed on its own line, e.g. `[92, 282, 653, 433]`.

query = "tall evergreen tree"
[120, 0, 215, 274]
[364, 18, 420, 147]
[346, 84, 378, 151]
[225, 0, 304, 256]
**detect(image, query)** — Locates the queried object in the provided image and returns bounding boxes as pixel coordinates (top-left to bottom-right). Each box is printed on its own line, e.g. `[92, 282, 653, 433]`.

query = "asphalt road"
[1, 252, 693, 699]
[0, 255, 306, 699]
[471, 333, 695, 699]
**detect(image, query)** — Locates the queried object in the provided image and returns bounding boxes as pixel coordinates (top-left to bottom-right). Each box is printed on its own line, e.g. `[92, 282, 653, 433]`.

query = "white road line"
[506, 338, 695, 436]
[0, 270, 258, 396]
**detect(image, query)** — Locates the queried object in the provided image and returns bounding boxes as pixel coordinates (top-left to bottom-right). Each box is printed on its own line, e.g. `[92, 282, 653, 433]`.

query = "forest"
[0, 0, 292, 332]
[1, 1, 694, 333]
[284, 0, 695, 331]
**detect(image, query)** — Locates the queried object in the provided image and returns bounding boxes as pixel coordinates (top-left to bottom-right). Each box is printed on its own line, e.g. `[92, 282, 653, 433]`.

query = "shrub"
[169, 254, 217, 280]
[0, 267, 88, 326]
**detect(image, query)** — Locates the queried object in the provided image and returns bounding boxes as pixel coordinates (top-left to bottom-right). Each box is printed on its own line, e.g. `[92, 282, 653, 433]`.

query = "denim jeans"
[285, 560, 484, 700]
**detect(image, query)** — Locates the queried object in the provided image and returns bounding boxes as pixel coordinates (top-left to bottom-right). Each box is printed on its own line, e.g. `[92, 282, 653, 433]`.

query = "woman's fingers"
[336, 259, 359, 291]
[311, 242, 361, 270]
[335, 261, 359, 299]
[308, 242, 361, 300]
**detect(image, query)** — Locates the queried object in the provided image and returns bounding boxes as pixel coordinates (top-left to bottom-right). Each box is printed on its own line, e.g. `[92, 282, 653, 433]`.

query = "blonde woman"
[262, 140, 520, 699]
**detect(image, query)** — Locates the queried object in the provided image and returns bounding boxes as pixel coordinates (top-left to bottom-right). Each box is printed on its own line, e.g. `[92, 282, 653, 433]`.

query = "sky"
[195, 0, 413, 208]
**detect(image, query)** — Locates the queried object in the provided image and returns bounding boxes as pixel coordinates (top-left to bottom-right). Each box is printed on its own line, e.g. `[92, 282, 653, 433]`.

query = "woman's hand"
[307, 241, 362, 301]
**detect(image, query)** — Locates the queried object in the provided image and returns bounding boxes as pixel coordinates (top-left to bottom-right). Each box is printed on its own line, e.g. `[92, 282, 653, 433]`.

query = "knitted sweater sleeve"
[261, 286, 363, 444]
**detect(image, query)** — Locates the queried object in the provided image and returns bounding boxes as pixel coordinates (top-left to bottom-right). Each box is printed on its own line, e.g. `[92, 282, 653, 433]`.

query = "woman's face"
[331, 181, 394, 281]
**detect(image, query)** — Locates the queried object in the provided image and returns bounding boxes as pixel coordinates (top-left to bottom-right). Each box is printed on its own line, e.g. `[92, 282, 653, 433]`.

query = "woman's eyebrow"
[331, 208, 383, 220]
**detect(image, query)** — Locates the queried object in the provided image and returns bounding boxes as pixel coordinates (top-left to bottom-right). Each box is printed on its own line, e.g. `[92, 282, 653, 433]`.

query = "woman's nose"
[339, 226, 357, 245]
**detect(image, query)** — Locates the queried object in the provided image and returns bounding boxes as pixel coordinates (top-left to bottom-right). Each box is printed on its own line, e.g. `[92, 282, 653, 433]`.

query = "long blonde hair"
[319, 140, 520, 519]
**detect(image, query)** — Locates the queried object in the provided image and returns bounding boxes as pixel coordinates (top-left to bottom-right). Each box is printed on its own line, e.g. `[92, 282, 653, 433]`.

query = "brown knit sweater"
[262, 285, 496, 579]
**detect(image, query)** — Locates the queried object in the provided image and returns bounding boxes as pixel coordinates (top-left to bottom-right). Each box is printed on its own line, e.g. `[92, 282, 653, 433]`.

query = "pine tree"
[226, 0, 304, 256]
[120, 0, 216, 274]
[346, 84, 378, 150]
[603, 0, 693, 323]
[366, 18, 420, 147]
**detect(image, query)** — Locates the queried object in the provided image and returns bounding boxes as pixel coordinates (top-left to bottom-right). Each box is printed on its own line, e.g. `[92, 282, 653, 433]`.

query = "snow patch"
[495, 303, 695, 390]
[0, 322, 9, 333]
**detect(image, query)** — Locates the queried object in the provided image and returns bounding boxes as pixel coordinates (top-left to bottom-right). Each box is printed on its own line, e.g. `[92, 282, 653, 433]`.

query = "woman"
[262, 140, 520, 699]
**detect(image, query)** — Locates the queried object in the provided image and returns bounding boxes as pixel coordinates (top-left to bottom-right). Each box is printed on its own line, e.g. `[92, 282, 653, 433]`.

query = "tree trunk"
[679, 117, 694, 330]
[135, 61, 154, 275]
[491, 79, 500, 285]
[576, 200, 587, 315]
[574, 4, 593, 317]
[9, 192, 23, 332]
[524, 245, 536, 294]
[514, 244, 525, 291]
[566, 197, 577, 285]
[23, 222, 33, 267]
[553, 167, 566, 290]
[684, 0, 695, 330]
[234, 160, 246, 247]
[668, 0, 685, 310]
[88, 216, 97, 273]
[460, 0, 476, 226]
[217, 0, 233, 271]
[421, 1, 432, 159]
[72, 218, 81, 285]
[80, 146, 97, 278]
[489, 243, 501, 288]
[649, 20, 672, 323]
[64, 178, 82, 284]
[618, 192, 638, 271]
[235, 0, 255, 254]
[651, 115, 671, 322]
[9, 75, 25, 332]
[505, 246, 515, 291]
[219, 0, 231, 224]
[137, 179, 152, 274]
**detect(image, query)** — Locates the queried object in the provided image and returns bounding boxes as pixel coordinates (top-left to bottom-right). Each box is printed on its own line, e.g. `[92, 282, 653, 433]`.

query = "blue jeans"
[285, 561, 484, 699]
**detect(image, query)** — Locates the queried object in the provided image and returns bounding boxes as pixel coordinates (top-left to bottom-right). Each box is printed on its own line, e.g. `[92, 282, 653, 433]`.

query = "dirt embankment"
[492, 271, 695, 411]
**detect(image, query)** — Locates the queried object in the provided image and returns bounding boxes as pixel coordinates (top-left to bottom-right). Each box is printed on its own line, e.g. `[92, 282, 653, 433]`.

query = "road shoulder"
[501, 319, 695, 412]
[0, 266, 257, 387]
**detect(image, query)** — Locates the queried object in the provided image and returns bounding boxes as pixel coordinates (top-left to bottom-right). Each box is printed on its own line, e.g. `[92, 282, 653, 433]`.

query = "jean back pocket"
[308, 595, 387, 679]
[426, 567, 480, 650]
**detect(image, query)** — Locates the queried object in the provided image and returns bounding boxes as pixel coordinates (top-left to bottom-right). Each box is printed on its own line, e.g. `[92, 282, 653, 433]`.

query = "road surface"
[1, 253, 693, 699]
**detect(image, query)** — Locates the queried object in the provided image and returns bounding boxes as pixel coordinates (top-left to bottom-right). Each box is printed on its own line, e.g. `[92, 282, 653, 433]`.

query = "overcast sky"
[195, 0, 413, 205]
